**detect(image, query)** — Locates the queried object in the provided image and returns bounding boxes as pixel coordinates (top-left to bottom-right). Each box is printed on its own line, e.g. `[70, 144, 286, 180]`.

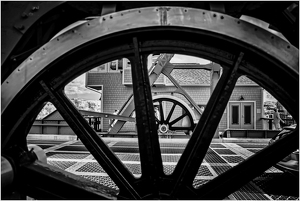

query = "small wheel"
[153, 97, 195, 135]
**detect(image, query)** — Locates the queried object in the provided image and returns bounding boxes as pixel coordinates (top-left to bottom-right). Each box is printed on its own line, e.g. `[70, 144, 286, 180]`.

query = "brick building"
[85, 55, 264, 134]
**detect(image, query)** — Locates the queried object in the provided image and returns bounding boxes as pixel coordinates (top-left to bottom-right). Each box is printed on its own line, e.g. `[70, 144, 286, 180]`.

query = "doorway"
[228, 102, 254, 129]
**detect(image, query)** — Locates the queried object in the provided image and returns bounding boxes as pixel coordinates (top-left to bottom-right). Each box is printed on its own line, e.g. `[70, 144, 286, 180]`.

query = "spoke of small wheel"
[169, 113, 187, 126]
[131, 37, 164, 196]
[159, 100, 165, 123]
[39, 81, 140, 199]
[166, 103, 176, 123]
[170, 52, 244, 198]
[155, 116, 160, 123]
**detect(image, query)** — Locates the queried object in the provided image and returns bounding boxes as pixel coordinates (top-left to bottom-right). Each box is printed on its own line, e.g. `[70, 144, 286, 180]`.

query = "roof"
[42, 110, 61, 120]
[87, 62, 258, 86]
[166, 68, 257, 86]
[167, 69, 211, 85]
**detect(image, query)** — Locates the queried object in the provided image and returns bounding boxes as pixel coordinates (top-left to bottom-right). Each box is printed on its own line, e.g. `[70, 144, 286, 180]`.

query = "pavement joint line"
[46, 158, 234, 168]
[108, 141, 118, 147]
[65, 162, 86, 173]
[210, 147, 235, 168]
[265, 167, 282, 173]
[227, 194, 236, 200]
[221, 143, 254, 159]
[194, 176, 216, 180]
[64, 154, 94, 172]
[44, 140, 78, 153]
[206, 164, 218, 177]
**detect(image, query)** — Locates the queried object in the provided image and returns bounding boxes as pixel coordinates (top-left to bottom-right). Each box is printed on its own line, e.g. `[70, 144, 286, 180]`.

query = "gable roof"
[167, 69, 211, 85]
[42, 110, 62, 120]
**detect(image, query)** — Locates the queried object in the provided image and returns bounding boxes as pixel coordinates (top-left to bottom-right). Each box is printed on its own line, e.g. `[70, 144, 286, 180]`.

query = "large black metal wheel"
[1, 6, 298, 200]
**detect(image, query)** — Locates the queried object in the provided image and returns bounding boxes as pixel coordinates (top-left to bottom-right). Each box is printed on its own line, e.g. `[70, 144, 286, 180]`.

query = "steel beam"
[79, 110, 136, 122]
[1, 2, 64, 65]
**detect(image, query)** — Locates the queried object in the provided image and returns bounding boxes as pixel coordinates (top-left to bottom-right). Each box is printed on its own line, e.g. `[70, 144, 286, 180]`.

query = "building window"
[108, 59, 124, 72]
[244, 105, 251, 124]
[152, 54, 160, 64]
[118, 59, 123, 70]
[232, 105, 239, 124]
[124, 58, 131, 69]
[89, 63, 107, 73]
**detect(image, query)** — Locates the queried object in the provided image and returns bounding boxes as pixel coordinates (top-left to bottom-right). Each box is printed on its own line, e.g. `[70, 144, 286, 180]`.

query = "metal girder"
[165, 62, 215, 70]
[79, 110, 135, 122]
[101, 4, 117, 16]
[2, 2, 298, 76]
[108, 53, 174, 134]
[209, 2, 225, 13]
[161, 65, 202, 117]
[1, 1, 64, 66]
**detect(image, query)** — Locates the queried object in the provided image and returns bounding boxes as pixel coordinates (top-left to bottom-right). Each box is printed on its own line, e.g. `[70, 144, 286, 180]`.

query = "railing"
[29, 117, 102, 135]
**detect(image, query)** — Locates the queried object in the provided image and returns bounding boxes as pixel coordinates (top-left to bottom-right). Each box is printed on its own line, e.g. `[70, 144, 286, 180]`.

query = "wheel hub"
[159, 124, 169, 134]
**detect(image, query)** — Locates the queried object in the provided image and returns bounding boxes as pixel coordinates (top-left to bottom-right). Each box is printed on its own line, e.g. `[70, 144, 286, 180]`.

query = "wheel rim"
[1, 6, 298, 200]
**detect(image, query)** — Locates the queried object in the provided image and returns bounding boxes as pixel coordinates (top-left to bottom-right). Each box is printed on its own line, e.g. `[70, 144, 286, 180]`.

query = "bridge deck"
[27, 137, 299, 200]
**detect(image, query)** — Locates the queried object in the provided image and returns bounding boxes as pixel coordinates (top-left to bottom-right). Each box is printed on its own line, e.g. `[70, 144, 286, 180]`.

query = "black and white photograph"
[1, 1, 298, 200]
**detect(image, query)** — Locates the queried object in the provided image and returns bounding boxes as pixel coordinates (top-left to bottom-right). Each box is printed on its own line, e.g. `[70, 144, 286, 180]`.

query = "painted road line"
[221, 143, 254, 159]
[44, 140, 78, 153]
[65, 154, 94, 172]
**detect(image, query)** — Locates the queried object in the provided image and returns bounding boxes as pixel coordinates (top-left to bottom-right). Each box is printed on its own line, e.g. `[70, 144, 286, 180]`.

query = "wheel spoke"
[159, 100, 165, 122]
[131, 37, 164, 196]
[18, 161, 118, 199]
[194, 128, 299, 199]
[166, 103, 176, 123]
[170, 52, 244, 198]
[169, 113, 187, 126]
[39, 80, 140, 199]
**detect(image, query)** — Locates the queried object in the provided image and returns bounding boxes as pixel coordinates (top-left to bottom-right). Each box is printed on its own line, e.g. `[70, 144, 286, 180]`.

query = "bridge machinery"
[107, 53, 213, 136]
[1, 2, 299, 200]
